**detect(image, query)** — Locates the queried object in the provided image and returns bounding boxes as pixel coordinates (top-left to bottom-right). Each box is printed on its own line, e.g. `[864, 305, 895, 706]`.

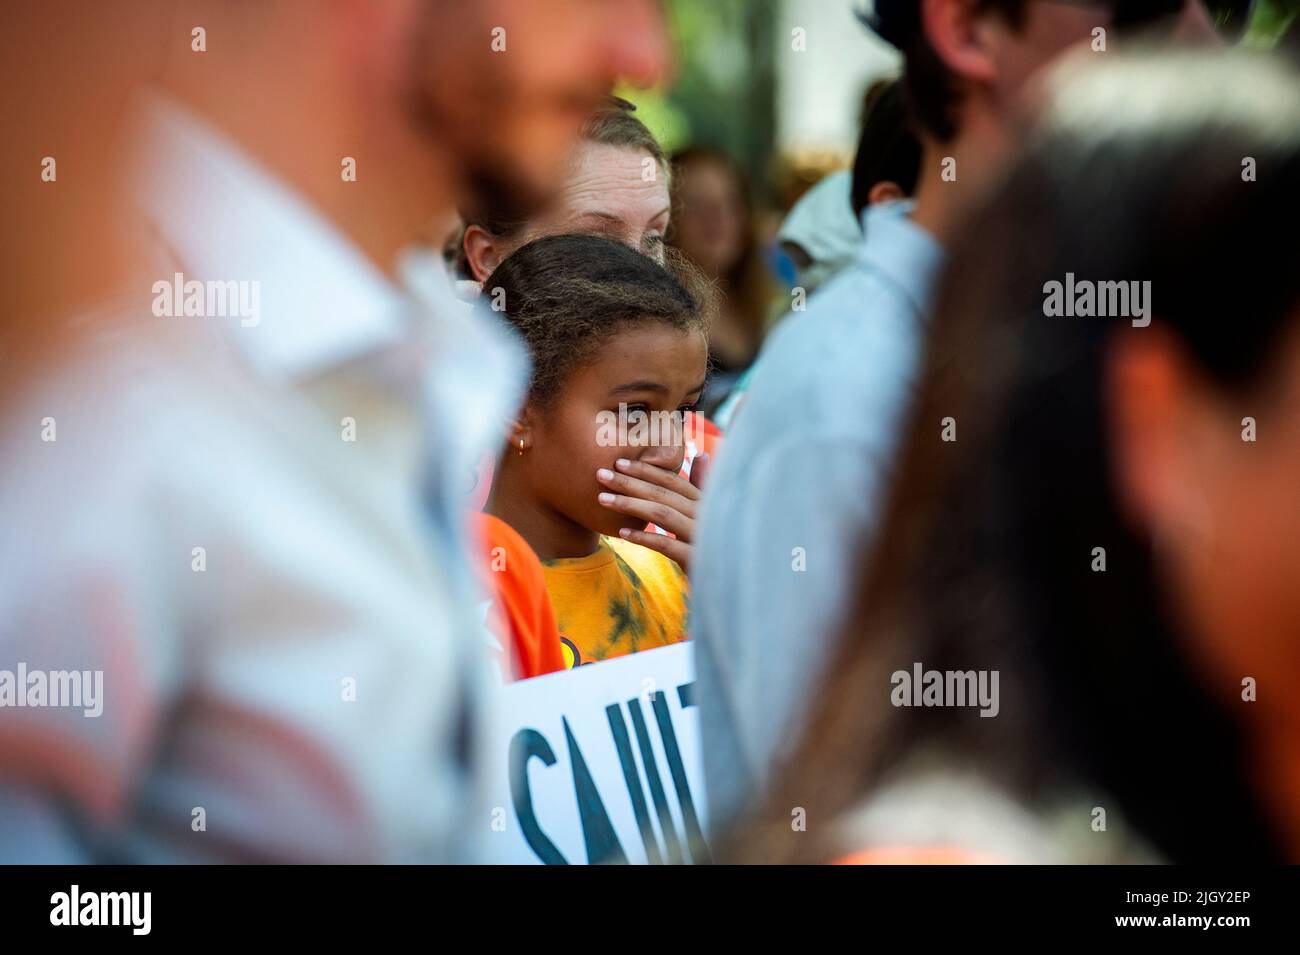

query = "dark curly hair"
[483, 234, 711, 408]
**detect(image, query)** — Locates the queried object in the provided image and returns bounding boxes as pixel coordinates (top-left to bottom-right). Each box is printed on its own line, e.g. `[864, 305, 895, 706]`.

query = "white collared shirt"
[0, 93, 524, 862]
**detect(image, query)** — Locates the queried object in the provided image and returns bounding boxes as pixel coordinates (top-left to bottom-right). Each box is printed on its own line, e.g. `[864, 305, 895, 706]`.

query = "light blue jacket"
[692, 201, 944, 827]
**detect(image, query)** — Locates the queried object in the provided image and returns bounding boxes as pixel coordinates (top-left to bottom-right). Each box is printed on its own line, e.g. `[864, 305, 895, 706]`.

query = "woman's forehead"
[560, 142, 668, 206]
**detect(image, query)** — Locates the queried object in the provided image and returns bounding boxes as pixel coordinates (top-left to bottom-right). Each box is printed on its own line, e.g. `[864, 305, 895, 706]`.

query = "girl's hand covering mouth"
[596, 457, 701, 571]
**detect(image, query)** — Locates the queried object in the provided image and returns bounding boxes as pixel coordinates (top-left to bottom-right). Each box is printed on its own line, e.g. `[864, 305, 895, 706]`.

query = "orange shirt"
[472, 513, 566, 681]
[835, 846, 1001, 865]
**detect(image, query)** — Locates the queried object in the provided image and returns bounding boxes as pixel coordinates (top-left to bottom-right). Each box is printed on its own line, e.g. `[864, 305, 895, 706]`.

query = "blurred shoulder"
[732, 265, 918, 441]
[834, 758, 1162, 865]
[0, 296, 310, 555]
[474, 513, 548, 582]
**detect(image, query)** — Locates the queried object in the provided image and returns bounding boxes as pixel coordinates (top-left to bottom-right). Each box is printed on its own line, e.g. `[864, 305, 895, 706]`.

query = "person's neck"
[485, 458, 602, 562]
[161, 73, 456, 279]
[908, 106, 1006, 247]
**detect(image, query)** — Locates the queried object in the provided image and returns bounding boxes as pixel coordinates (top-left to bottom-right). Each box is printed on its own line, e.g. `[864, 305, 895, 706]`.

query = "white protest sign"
[485, 642, 711, 864]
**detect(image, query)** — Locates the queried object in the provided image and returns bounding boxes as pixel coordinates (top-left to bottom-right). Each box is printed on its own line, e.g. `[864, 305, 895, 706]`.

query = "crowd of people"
[2, 0, 1298, 865]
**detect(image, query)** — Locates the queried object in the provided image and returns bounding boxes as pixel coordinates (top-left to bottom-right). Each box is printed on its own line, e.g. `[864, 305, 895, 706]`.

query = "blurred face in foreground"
[984, 1, 1114, 102]
[1109, 317, 1300, 734]
[967, 0, 1220, 127]
[409, 0, 670, 222]
[921, 0, 1113, 136]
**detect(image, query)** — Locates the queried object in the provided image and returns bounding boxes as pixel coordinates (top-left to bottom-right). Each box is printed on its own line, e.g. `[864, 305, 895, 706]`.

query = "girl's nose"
[640, 433, 686, 474]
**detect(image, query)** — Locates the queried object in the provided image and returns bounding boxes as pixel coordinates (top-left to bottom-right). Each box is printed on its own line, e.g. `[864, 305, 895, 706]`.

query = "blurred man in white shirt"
[0, 0, 668, 863]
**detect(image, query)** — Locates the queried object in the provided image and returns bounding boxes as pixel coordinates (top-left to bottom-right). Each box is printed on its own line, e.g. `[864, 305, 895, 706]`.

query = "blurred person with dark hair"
[851, 78, 922, 223]
[691, 0, 1210, 831]
[730, 48, 1300, 864]
[669, 146, 780, 415]
[777, 77, 922, 295]
[0, 0, 667, 863]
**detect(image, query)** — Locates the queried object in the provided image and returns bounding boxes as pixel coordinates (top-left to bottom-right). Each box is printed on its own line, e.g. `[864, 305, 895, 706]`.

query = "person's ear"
[508, 411, 535, 457]
[463, 224, 507, 283]
[1106, 327, 1190, 538]
[868, 180, 906, 205]
[921, 0, 999, 86]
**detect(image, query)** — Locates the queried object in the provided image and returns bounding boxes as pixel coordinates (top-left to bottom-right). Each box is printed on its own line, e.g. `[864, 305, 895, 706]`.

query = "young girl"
[483, 234, 710, 667]
[458, 99, 722, 514]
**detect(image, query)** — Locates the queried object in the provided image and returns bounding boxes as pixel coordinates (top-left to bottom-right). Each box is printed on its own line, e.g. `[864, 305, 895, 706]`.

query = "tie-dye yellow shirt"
[542, 536, 689, 668]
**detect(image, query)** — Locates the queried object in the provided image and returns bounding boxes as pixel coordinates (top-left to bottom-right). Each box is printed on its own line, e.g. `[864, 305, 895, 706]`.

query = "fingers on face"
[598, 492, 688, 536]
[603, 458, 700, 502]
[597, 469, 690, 511]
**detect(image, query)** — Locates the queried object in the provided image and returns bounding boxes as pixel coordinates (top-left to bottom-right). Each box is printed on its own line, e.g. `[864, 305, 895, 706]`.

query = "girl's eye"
[644, 234, 664, 249]
[678, 403, 698, 415]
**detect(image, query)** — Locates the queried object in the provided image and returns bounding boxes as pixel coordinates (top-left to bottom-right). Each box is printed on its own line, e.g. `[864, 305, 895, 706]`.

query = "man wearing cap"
[691, 0, 1215, 830]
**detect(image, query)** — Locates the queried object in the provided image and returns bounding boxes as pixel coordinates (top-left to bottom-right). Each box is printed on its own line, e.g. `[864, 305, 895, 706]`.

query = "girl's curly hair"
[484, 233, 714, 408]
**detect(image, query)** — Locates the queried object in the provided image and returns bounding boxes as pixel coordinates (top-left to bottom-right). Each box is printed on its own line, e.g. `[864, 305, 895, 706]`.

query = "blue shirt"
[691, 201, 944, 826]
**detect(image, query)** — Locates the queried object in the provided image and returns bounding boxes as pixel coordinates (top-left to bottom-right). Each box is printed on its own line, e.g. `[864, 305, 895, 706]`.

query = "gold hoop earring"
[517, 437, 525, 456]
